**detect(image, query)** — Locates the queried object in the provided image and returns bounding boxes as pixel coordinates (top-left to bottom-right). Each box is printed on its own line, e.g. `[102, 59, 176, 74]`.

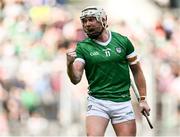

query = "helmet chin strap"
[98, 15, 107, 29]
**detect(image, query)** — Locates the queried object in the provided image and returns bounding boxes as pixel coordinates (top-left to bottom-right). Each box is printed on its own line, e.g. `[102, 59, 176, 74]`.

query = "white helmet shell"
[80, 6, 108, 28]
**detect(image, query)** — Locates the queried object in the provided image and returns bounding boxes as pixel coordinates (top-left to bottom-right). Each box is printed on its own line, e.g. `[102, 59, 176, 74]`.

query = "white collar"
[93, 30, 111, 46]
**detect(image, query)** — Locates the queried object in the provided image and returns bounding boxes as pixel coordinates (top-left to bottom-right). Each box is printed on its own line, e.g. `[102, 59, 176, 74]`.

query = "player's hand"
[66, 49, 77, 66]
[139, 100, 151, 116]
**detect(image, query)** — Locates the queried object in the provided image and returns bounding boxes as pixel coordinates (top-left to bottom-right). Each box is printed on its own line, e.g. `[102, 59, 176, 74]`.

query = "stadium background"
[0, 0, 179, 136]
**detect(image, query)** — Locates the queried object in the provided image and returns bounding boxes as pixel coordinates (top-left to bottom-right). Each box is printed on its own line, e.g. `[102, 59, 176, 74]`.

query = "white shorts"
[86, 96, 135, 124]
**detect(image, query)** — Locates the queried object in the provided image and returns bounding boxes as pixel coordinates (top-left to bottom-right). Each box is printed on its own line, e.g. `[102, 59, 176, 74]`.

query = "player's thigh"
[86, 116, 109, 136]
[112, 119, 136, 136]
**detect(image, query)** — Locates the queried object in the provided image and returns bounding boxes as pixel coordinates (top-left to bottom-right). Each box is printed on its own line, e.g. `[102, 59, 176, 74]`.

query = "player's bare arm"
[130, 62, 151, 115]
[66, 49, 85, 85]
[130, 62, 146, 96]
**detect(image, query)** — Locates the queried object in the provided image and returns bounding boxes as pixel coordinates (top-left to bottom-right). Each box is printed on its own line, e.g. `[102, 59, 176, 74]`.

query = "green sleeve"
[125, 37, 135, 55]
[76, 43, 85, 60]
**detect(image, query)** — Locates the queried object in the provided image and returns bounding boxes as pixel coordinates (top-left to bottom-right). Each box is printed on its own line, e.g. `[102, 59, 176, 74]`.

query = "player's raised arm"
[66, 49, 85, 85]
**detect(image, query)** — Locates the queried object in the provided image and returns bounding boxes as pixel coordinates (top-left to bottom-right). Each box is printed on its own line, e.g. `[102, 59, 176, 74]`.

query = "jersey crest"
[115, 47, 121, 53]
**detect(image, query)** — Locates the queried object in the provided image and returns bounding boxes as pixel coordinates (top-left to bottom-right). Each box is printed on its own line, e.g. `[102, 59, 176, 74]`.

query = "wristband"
[140, 96, 146, 101]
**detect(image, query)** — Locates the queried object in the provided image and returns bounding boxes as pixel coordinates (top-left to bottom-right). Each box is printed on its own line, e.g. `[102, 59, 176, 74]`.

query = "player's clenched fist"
[66, 49, 77, 65]
[139, 100, 151, 116]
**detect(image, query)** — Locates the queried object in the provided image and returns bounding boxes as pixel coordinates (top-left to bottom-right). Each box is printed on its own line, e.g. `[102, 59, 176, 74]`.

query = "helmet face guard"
[80, 6, 108, 28]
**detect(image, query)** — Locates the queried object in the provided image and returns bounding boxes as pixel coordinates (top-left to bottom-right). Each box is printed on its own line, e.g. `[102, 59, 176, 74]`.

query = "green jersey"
[76, 31, 136, 102]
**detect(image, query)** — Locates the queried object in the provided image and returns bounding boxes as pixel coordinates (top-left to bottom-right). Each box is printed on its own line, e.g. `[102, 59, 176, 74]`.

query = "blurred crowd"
[0, 0, 179, 136]
[0, 0, 87, 135]
[152, 10, 180, 133]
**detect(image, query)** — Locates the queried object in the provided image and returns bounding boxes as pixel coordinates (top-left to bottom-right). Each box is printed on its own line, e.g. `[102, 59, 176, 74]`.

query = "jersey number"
[103, 49, 111, 57]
